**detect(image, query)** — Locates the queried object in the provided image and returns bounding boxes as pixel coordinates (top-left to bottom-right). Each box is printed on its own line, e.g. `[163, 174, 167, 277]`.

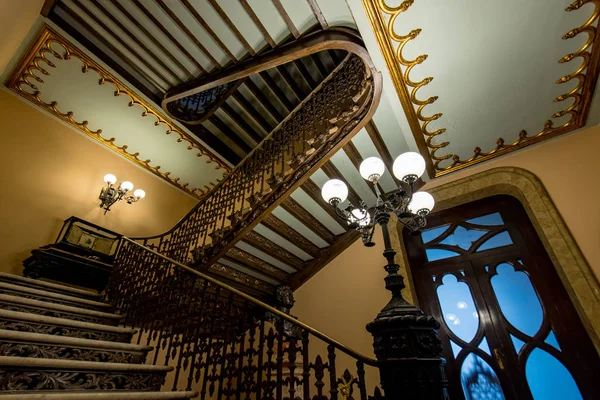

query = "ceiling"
[3, 0, 599, 296]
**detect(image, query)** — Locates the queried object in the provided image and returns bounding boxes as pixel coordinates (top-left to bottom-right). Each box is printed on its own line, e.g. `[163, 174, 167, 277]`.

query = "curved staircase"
[0, 272, 197, 399]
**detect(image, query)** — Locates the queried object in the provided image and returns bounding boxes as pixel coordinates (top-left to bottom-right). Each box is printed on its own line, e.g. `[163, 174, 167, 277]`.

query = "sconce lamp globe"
[103, 173, 117, 185]
[120, 181, 134, 192]
[134, 189, 146, 199]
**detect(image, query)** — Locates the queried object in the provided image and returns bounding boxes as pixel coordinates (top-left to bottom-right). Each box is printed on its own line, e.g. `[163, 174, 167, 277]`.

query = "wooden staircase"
[0, 272, 197, 399]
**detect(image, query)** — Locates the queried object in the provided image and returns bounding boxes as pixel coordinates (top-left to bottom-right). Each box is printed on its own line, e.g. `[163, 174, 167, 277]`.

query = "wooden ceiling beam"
[272, 0, 300, 39]
[259, 71, 295, 112]
[243, 231, 304, 270]
[181, 0, 237, 62]
[365, 121, 402, 186]
[108, 0, 193, 78]
[210, 263, 273, 295]
[301, 179, 347, 229]
[41, 0, 57, 17]
[186, 124, 241, 166]
[244, 79, 284, 122]
[57, 3, 166, 95]
[220, 102, 264, 144]
[289, 230, 359, 290]
[307, 0, 329, 30]
[321, 161, 363, 207]
[276, 65, 306, 102]
[310, 53, 329, 79]
[262, 215, 321, 258]
[225, 247, 288, 281]
[208, 115, 253, 154]
[281, 198, 336, 244]
[131, 0, 206, 74]
[294, 59, 318, 90]
[154, 0, 220, 69]
[92, 0, 182, 84]
[232, 91, 274, 134]
[70, 0, 174, 88]
[207, 0, 256, 56]
[239, 0, 277, 49]
[343, 141, 379, 196]
[48, 11, 161, 104]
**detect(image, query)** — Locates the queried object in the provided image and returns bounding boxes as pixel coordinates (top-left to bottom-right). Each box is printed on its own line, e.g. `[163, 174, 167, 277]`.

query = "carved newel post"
[366, 212, 449, 399]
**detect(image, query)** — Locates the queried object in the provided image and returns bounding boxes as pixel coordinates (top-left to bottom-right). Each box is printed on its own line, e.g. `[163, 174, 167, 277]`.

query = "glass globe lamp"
[359, 157, 385, 182]
[408, 191, 435, 215]
[392, 152, 426, 183]
[133, 189, 146, 199]
[103, 173, 117, 185]
[321, 179, 348, 205]
[120, 181, 134, 192]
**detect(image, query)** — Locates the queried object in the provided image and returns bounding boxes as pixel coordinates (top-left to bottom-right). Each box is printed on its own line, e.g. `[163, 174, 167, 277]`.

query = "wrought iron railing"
[108, 238, 381, 399]
[132, 53, 380, 270]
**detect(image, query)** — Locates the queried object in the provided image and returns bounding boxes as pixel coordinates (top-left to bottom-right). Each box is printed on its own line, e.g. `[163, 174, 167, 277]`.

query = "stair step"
[0, 328, 152, 364]
[0, 282, 112, 312]
[0, 356, 172, 392]
[0, 272, 101, 300]
[0, 294, 122, 325]
[0, 309, 135, 342]
[0, 391, 199, 399]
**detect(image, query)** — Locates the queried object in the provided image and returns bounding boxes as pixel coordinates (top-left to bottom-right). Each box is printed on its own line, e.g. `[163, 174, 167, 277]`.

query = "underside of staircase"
[0, 272, 197, 399]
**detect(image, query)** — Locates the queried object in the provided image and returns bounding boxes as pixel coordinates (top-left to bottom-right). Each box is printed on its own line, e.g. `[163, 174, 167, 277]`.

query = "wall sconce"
[99, 173, 145, 214]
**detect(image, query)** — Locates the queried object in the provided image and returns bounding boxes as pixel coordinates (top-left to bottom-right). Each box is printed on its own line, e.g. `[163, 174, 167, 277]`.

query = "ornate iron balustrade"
[133, 52, 381, 272]
[108, 238, 381, 399]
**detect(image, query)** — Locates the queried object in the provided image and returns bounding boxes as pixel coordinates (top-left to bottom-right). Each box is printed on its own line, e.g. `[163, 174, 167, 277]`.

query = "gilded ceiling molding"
[6, 25, 230, 198]
[361, 0, 600, 178]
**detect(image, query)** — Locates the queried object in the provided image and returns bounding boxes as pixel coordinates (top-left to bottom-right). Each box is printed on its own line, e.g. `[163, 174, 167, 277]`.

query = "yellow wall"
[0, 89, 197, 274]
[0, 0, 44, 75]
[292, 124, 600, 389]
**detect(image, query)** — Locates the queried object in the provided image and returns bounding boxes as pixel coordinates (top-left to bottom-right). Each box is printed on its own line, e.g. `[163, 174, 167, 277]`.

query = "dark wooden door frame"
[404, 195, 600, 400]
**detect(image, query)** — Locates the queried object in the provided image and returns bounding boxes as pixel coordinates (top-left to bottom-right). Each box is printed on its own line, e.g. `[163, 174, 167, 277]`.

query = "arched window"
[404, 195, 599, 399]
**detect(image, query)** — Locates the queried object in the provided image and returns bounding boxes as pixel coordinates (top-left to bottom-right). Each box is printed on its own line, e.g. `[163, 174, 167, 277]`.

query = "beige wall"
[0, 0, 44, 75]
[293, 124, 600, 390]
[0, 89, 197, 275]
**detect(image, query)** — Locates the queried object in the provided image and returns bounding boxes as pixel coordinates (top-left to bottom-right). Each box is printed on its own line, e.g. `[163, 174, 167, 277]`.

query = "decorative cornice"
[361, 0, 600, 178]
[6, 24, 230, 198]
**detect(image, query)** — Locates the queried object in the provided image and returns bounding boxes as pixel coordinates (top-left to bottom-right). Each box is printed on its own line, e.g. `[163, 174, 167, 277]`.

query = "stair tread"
[0, 356, 173, 372]
[0, 282, 111, 308]
[0, 309, 135, 334]
[0, 294, 122, 320]
[0, 329, 152, 351]
[0, 391, 198, 399]
[0, 272, 100, 299]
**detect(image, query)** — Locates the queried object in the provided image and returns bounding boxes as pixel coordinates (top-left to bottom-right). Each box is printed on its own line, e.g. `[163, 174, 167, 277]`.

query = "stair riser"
[0, 318, 133, 343]
[0, 368, 166, 392]
[0, 275, 101, 301]
[0, 301, 119, 326]
[0, 340, 147, 364]
[0, 288, 112, 312]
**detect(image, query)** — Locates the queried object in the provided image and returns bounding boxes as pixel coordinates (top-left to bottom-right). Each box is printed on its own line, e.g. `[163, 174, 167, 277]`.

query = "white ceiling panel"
[253, 224, 312, 261]
[289, 188, 346, 235]
[235, 242, 297, 274]
[271, 207, 329, 248]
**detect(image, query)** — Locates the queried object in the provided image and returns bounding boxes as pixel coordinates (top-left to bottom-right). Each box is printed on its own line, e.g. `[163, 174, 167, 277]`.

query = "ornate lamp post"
[321, 152, 448, 399]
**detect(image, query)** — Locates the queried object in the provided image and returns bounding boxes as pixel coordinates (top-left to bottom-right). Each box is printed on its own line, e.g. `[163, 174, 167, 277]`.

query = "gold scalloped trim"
[361, 0, 600, 177]
[6, 25, 230, 198]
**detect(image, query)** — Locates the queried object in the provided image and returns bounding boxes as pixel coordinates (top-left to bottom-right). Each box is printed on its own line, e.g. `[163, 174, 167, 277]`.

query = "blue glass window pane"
[466, 212, 505, 226]
[491, 263, 543, 337]
[426, 248, 461, 262]
[422, 224, 450, 244]
[441, 226, 487, 250]
[477, 231, 513, 252]
[461, 353, 505, 400]
[450, 339, 462, 358]
[437, 275, 479, 343]
[526, 348, 582, 400]
[478, 337, 490, 355]
[510, 334, 525, 355]
[545, 331, 561, 351]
